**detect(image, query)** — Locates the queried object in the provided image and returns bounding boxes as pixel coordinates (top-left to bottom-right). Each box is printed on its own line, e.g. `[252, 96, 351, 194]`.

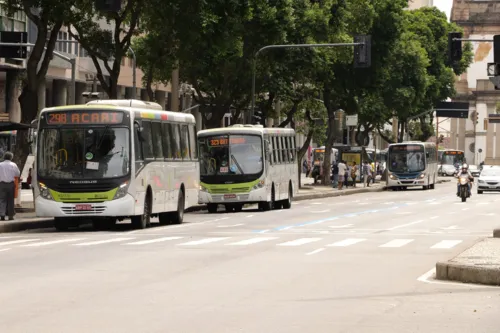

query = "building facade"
[450, 0, 500, 165]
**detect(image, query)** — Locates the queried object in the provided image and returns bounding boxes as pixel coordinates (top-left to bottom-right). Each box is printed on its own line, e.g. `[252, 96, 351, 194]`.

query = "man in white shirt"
[337, 160, 347, 190]
[0, 152, 20, 220]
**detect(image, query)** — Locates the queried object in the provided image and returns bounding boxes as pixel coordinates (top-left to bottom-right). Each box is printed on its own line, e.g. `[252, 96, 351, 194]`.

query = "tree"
[1, 0, 75, 166]
[69, 0, 144, 98]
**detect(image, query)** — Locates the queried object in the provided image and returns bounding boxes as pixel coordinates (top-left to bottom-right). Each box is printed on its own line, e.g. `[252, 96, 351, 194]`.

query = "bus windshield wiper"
[97, 125, 110, 149]
[230, 154, 244, 174]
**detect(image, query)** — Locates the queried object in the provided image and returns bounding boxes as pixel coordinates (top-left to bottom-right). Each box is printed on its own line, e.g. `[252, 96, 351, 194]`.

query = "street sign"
[0, 31, 27, 59]
[488, 114, 500, 124]
[434, 101, 469, 118]
[346, 115, 358, 127]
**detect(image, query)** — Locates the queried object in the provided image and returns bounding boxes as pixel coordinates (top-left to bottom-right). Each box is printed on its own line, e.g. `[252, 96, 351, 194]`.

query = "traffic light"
[95, 0, 121, 12]
[494, 35, 500, 63]
[252, 110, 263, 125]
[354, 35, 371, 68]
[448, 32, 462, 65]
[439, 134, 444, 143]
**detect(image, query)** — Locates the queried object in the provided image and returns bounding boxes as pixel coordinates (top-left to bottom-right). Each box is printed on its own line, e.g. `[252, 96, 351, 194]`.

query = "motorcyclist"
[456, 163, 474, 197]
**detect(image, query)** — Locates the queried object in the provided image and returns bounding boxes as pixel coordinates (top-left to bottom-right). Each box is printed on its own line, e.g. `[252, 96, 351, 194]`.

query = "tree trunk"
[297, 130, 314, 189]
[204, 106, 227, 129]
[321, 109, 335, 185]
[13, 87, 38, 169]
[145, 65, 155, 101]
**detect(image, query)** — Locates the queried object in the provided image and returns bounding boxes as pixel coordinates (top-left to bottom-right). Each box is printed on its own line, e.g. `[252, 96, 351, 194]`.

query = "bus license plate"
[224, 194, 236, 199]
[75, 204, 92, 211]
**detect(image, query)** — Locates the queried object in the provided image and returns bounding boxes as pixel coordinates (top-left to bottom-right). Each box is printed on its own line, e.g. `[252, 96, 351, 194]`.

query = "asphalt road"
[2, 181, 500, 332]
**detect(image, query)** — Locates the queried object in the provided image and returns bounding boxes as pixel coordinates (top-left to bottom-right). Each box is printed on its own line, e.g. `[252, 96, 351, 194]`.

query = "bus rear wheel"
[169, 190, 185, 224]
[282, 184, 293, 209]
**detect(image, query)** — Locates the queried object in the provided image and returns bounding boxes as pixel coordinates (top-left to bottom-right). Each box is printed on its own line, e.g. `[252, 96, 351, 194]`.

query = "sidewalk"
[436, 230, 500, 286]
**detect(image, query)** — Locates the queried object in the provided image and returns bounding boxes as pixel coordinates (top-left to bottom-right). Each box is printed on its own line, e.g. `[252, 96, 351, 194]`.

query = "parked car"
[477, 168, 500, 194]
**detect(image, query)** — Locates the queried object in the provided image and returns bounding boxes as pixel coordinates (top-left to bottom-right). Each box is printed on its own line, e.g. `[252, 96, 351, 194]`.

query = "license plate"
[75, 204, 92, 211]
[224, 194, 236, 199]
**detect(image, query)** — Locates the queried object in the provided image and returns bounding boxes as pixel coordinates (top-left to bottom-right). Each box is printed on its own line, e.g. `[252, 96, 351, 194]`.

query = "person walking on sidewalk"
[0, 152, 20, 221]
[362, 161, 372, 187]
[337, 160, 347, 190]
[331, 161, 339, 188]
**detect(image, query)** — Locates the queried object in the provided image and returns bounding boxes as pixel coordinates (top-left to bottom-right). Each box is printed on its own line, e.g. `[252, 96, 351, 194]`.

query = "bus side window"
[141, 121, 154, 159]
[188, 125, 198, 160]
[272, 136, 277, 164]
[151, 122, 164, 159]
[281, 137, 288, 162]
[180, 124, 190, 160]
[288, 136, 295, 162]
[134, 122, 143, 161]
[161, 123, 172, 158]
[170, 123, 181, 160]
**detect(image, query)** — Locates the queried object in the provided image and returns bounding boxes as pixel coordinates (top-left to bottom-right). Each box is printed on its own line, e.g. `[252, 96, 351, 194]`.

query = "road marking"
[386, 220, 424, 231]
[329, 224, 353, 229]
[476, 202, 489, 205]
[462, 208, 469, 211]
[311, 209, 330, 213]
[480, 213, 495, 216]
[178, 237, 228, 246]
[125, 237, 183, 245]
[74, 238, 134, 246]
[217, 224, 244, 228]
[344, 214, 358, 218]
[23, 238, 86, 247]
[430, 240, 462, 249]
[227, 237, 278, 245]
[245, 215, 254, 218]
[306, 248, 325, 255]
[311, 202, 323, 205]
[328, 238, 366, 247]
[277, 238, 321, 246]
[395, 212, 412, 215]
[255, 229, 270, 233]
[416, 267, 499, 288]
[383, 202, 395, 205]
[379, 239, 414, 248]
[440, 226, 459, 230]
[0, 239, 40, 246]
[430, 216, 439, 219]
[0, 248, 11, 252]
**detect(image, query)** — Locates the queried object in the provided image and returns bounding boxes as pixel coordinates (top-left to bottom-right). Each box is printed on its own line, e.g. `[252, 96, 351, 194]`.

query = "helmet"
[462, 163, 468, 170]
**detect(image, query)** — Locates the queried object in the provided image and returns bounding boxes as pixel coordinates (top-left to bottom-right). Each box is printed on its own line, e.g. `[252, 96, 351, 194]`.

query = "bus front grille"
[211, 187, 250, 193]
[50, 183, 116, 193]
[61, 206, 107, 215]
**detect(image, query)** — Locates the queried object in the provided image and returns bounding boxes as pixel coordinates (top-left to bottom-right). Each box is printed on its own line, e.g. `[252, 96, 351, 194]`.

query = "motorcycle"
[457, 174, 471, 202]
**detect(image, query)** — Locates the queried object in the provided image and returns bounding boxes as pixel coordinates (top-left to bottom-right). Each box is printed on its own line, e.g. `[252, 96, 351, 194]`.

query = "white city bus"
[386, 141, 438, 190]
[33, 99, 199, 231]
[197, 124, 298, 212]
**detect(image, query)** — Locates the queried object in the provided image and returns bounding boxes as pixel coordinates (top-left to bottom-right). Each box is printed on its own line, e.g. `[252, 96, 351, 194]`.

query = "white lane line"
[430, 240, 463, 249]
[311, 202, 323, 205]
[125, 237, 183, 245]
[328, 238, 366, 247]
[386, 220, 425, 231]
[430, 216, 439, 219]
[23, 238, 86, 247]
[462, 208, 469, 211]
[227, 237, 278, 245]
[379, 239, 414, 248]
[329, 224, 353, 229]
[74, 238, 134, 246]
[395, 212, 412, 215]
[311, 209, 330, 213]
[306, 248, 325, 255]
[217, 224, 244, 228]
[257, 229, 270, 233]
[178, 237, 228, 246]
[277, 238, 322, 246]
[0, 239, 40, 246]
[0, 248, 11, 252]
[245, 215, 254, 218]
[476, 202, 489, 205]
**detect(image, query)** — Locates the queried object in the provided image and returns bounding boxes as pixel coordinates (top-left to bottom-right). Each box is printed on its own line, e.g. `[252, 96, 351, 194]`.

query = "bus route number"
[209, 137, 246, 146]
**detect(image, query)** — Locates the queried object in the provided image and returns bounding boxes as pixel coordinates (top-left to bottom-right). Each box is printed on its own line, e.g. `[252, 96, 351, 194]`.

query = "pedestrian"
[351, 161, 358, 188]
[0, 151, 20, 221]
[362, 161, 371, 187]
[337, 160, 347, 190]
[331, 161, 339, 188]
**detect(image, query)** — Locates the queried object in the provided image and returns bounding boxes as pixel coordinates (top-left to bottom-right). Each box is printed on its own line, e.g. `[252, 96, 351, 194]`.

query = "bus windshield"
[198, 134, 263, 176]
[441, 151, 464, 165]
[37, 126, 130, 179]
[388, 144, 426, 173]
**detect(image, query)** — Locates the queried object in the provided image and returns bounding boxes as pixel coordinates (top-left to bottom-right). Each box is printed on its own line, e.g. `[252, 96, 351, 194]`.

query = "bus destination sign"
[443, 151, 463, 155]
[46, 111, 124, 125]
[391, 145, 423, 151]
[209, 137, 247, 146]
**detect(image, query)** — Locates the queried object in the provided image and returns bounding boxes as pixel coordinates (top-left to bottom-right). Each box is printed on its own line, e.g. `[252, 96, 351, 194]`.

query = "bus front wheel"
[54, 217, 69, 231]
[207, 204, 218, 213]
[131, 193, 151, 229]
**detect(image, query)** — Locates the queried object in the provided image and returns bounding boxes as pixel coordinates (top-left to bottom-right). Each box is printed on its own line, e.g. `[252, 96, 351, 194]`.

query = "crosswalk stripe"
[277, 238, 321, 246]
[430, 240, 462, 249]
[74, 238, 135, 246]
[22, 238, 86, 247]
[178, 237, 228, 246]
[125, 237, 184, 245]
[379, 239, 414, 248]
[0, 239, 40, 246]
[227, 237, 278, 245]
[0, 248, 10, 252]
[328, 238, 366, 247]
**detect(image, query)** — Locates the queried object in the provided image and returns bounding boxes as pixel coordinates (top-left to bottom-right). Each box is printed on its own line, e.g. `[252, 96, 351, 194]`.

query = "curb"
[435, 261, 500, 286]
[493, 229, 500, 238]
[293, 186, 386, 201]
[0, 218, 54, 233]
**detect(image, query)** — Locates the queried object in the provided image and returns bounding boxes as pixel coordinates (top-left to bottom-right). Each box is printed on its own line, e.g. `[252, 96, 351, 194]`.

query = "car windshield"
[480, 170, 500, 177]
[198, 134, 263, 176]
[37, 127, 130, 179]
[388, 145, 426, 173]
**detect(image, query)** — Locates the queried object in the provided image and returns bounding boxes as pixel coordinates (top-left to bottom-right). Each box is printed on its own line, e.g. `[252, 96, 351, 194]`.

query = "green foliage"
[284, 98, 327, 145]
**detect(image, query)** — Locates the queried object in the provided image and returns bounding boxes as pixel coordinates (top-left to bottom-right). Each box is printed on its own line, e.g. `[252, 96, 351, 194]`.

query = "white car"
[469, 164, 480, 177]
[440, 164, 457, 176]
[477, 168, 500, 194]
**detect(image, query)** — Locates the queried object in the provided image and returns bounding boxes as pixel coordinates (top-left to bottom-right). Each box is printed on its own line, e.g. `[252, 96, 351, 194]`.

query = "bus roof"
[39, 100, 196, 124]
[198, 124, 295, 136]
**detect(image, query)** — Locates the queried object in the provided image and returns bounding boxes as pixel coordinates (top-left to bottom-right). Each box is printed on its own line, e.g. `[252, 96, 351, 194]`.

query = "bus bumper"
[35, 194, 136, 218]
[198, 187, 268, 204]
[387, 179, 427, 187]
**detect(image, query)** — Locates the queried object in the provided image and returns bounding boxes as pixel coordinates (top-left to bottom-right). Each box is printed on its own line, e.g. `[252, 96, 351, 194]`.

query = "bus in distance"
[386, 141, 438, 190]
[197, 125, 298, 213]
[439, 149, 465, 176]
[33, 99, 199, 231]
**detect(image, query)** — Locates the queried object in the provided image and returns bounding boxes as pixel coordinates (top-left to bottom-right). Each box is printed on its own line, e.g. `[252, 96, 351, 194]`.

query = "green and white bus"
[197, 124, 298, 213]
[34, 99, 199, 230]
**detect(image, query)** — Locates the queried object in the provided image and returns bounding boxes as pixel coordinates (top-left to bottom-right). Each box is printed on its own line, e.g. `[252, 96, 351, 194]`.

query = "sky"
[433, 0, 453, 20]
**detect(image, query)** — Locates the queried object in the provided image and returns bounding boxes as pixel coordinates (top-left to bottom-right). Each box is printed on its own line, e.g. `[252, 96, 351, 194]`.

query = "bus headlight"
[38, 182, 54, 201]
[389, 173, 398, 180]
[418, 173, 426, 179]
[113, 181, 130, 200]
[253, 180, 265, 190]
[199, 185, 208, 192]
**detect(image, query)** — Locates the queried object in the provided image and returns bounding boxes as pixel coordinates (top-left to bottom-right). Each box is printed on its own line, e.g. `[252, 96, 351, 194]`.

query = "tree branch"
[377, 127, 394, 144]
[37, 21, 63, 82]
[278, 101, 300, 127]
[89, 54, 110, 93]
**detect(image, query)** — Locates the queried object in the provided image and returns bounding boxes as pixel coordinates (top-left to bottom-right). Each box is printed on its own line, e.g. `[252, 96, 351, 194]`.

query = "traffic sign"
[488, 114, 500, 124]
[434, 101, 469, 118]
[0, 31, 27, 59]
